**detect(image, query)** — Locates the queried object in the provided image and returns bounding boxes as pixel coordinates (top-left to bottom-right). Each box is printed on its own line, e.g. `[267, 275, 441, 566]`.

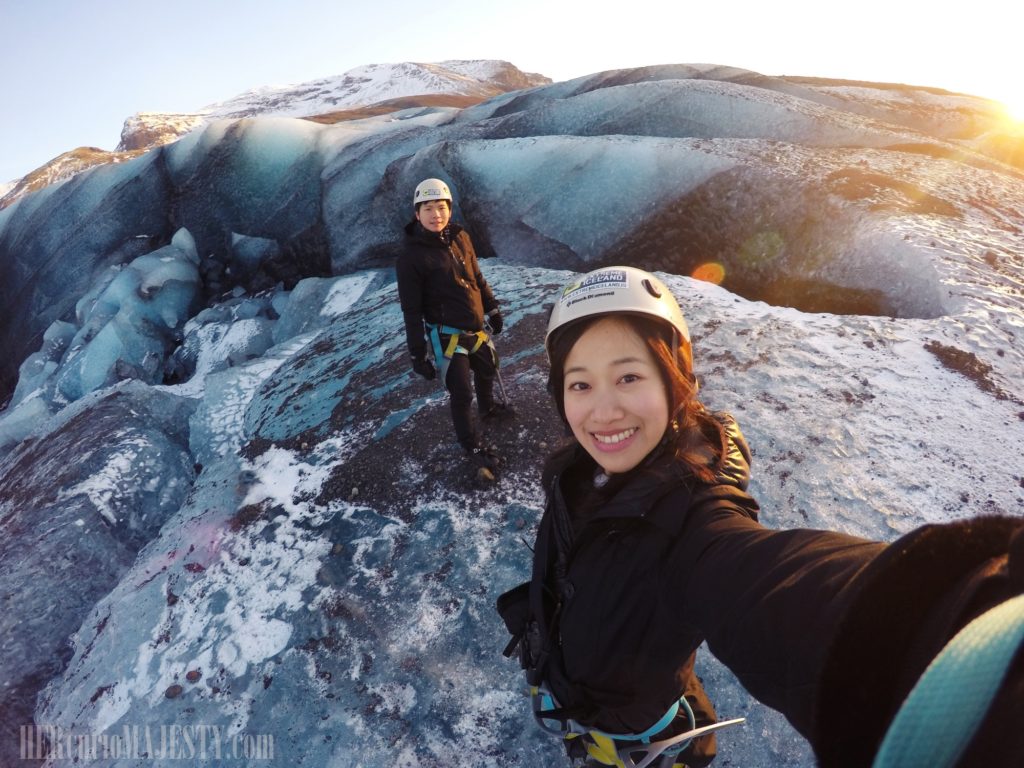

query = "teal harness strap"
[426, 324, 449, 383]
[425, 322, 494, 385]
[872, 593, 1024, 768]
[592, 697, 686, 744]
[531, 684, 744, 768]
[427, 323, 476, 340]
[532, 686, 691, 741]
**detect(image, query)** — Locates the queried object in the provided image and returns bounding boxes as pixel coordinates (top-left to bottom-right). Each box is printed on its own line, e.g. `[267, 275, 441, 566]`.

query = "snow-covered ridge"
[202, 60, 548, 118]
[121, 59, 550, 145]
[0, 60, 549, 209]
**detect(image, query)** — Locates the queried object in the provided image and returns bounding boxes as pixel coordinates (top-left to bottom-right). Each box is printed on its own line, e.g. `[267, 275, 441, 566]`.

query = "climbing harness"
[425, 322, 492, 384]
[530, 683, 745, 768]
[872, 592, 1024, 768]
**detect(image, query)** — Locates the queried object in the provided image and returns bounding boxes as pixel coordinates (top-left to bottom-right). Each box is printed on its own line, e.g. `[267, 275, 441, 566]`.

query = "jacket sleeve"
[669, 500, 1024, 767]
[666, 494, 885, 739]
[395, 256, 427, 361]
[811, 516, 1024, 768]
[462, 233, 498, 315]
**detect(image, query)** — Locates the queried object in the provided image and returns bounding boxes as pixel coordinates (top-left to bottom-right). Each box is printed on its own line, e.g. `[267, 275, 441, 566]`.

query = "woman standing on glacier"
[498, 265, 1023, 768]
[395, 178, 511, 472]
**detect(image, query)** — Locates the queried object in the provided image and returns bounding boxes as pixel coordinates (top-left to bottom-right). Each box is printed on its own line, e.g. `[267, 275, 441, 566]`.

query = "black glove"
[488, 310, 503, 335]
[412, 356, 436, 380]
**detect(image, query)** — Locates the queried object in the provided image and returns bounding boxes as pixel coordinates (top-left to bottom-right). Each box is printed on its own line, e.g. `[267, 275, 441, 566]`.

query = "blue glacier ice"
[164, 118, 326, 255]
[270, 270, 382, 344]
[0, 230, 203, 451]
[164, 296, 279, 395]
[0, 64, 1022, 768]
[51, 228, 201, 403]
[0, 152, 173, 397]
[0, 63, 987, 398]
[9, 320, 76, 407]
[0, 381, 196, 758]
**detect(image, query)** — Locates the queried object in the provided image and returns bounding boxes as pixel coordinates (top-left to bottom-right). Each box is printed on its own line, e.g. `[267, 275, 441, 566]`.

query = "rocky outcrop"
[116, 112, 207, 151]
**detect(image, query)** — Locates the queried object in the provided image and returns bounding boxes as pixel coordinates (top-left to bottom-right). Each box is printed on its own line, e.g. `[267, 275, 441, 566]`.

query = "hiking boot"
[481, 402, 515, 421]
[464, 444, 501, 471]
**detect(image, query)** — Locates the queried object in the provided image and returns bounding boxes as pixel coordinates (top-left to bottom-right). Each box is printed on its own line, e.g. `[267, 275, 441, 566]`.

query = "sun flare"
[995, 96, 1024, 128]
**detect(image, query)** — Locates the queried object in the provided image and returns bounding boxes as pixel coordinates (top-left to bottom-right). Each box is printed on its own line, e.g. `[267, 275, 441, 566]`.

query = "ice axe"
[485, 318, 512, 408]
[495, 361, 512, 408]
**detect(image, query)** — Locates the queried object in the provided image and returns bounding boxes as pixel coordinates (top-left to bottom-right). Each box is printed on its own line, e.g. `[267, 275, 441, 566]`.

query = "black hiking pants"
[445, 346, 497, 449]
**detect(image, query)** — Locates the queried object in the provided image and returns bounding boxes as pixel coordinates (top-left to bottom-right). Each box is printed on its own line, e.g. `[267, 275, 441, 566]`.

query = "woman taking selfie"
[498, 266, 1023, 768]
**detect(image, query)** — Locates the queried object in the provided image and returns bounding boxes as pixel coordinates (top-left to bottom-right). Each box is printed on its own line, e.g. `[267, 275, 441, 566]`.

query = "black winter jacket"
[395, 221, 498, 361]
[531, 417, 888, 737]
[503, 418, 1024, 765]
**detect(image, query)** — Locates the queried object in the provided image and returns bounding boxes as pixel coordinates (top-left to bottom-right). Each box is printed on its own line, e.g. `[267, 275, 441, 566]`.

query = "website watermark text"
[20, 724, 274, 761]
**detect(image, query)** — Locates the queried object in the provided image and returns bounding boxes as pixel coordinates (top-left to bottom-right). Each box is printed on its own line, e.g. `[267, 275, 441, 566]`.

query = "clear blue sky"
[1, 0, 1020, 184]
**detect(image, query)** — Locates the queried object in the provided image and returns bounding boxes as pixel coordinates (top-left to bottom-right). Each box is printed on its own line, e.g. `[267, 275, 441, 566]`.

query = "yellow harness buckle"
[439, 327, 488, 358]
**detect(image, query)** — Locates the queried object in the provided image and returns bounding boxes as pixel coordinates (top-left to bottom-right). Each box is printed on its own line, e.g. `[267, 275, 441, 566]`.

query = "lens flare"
[997, 98, 1024, 126]
[691, 262, 726, 284]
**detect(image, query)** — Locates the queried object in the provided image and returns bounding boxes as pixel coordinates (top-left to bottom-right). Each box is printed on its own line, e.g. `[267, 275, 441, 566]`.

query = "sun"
[993, 94, 1024, 128]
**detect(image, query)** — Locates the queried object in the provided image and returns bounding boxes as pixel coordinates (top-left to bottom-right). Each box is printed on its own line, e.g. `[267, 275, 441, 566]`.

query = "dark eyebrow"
[564, 356, 647, 376]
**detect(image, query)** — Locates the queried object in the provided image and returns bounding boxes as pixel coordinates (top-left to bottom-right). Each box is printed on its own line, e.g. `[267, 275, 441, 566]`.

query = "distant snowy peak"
[198, 60, 550, 119]
[110, 60, 548, 153]
[0, 59, 550, 208]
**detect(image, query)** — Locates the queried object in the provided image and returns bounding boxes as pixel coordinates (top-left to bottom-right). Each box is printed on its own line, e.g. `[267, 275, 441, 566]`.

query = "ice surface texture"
[0, 65, 1022, 767]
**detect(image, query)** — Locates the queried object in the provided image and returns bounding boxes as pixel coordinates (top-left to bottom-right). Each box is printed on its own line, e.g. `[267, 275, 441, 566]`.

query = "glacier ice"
[1, 64, 1003, 398]
[0, 390, 54, 453]
[165, 118, 326, 256]
[244, 277, 404, 442]
[0, 382, 196, 758]
[0, 152, 173, 396]
[271, 270, 381, 343]
[0, 65, 1022, 768]
[8, 320, 75, 408]
[52, 228, 201, 403]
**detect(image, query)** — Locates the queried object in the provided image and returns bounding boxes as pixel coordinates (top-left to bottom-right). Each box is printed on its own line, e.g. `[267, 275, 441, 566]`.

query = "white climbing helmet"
[413, 178, 452, 207]
[545, 266, 690, 355]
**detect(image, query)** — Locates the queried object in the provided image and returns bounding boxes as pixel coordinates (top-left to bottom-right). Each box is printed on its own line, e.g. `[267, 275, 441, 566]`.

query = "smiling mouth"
[593, 427, 638, 445]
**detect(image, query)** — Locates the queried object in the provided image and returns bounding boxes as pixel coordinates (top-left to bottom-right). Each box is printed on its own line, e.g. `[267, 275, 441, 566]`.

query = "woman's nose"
[590, 389, 623, 422]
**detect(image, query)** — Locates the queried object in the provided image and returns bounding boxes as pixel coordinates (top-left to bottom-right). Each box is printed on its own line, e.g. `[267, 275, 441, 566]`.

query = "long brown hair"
[546, 313, 727, 483]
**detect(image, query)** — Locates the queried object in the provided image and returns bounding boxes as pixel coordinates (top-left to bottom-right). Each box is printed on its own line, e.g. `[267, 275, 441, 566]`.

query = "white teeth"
[594, 428, 637, 445]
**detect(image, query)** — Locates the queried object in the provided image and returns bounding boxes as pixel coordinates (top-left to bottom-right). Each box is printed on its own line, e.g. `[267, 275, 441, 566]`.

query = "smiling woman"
[498, 265, 1024, 768]
[562, 317, 671, 476]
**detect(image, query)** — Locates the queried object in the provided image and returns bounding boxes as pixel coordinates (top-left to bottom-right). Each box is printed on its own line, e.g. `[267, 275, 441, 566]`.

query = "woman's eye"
[567, 381, 590, 392]
[620, 373, 640, 384]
